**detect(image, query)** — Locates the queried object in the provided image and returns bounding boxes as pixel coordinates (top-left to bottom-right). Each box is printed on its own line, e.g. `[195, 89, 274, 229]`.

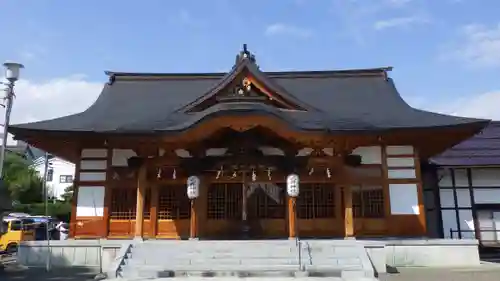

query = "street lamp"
[0, 61, 24, 178]
[187, 176, 200, 240]
[0, 62, 23, 241]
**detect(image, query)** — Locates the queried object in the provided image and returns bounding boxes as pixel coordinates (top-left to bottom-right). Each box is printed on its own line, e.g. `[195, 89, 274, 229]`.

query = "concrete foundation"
[17, 238, 480, 278]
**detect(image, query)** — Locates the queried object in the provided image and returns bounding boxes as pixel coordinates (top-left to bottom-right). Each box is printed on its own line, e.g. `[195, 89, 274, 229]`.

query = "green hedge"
[12, 202, 72, 222]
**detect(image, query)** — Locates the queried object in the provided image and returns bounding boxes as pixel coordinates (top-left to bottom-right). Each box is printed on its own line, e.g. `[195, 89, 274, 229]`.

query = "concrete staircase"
[117, 239, 375, 279]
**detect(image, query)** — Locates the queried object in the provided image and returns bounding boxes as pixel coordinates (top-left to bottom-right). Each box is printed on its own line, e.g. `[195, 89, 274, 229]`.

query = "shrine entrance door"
[205, 180, 287, 239]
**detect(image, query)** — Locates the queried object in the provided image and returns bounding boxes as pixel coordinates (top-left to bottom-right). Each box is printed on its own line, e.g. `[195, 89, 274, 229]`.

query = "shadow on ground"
[1, 266, 99, 281]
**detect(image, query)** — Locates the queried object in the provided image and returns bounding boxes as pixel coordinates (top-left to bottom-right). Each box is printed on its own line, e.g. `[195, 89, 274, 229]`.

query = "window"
[46, 169, 54, 182]
[208, 183, 242, 220]
[10, 220, 22, 231]
[60, 175, 73, 183]
[297, 183, 336, 219]
[352, 185, 385, 218]
[21, 219, 36, 231]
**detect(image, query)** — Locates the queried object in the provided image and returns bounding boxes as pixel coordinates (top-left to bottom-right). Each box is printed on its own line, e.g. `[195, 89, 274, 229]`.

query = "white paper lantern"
[286, 174, 300, 197]
[186, 176, 200, 199]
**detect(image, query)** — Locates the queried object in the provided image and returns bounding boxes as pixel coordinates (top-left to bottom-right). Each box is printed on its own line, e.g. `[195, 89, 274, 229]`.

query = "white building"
[31, 156, 76, 200]
[431, 121, 500, 244]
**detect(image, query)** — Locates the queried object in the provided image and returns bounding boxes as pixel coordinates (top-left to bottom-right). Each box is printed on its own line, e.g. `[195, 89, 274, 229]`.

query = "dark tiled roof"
[9, 55, 488, 135]
[431, 121, 500, 166]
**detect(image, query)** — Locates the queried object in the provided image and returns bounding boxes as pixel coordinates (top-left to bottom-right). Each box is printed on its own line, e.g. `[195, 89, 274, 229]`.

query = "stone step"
[126, 257, 300, 266]
[134, 245, 297, 253]
[119, 240, 375, 279]
[131, 250, 299, 259]
[120, 264, 309, 279]
[120, 264, 369, 279]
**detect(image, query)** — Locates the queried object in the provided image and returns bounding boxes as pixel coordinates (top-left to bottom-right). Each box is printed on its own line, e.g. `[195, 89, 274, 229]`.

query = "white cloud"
[437, 90, 500, 120]
[443, 23, 500, 68]
[1, 75, 102, 125]
[264, 23, 313, 38]
[374, 16, 430, 30]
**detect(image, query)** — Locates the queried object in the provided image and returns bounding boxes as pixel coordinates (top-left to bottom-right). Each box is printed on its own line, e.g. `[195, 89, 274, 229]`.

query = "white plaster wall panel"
[175, 149, 191, 158]
[454, 169, 469, 187]
[80, 160, 107, 171]
[351, 146, 382, 164]
[473, 188, 500, 204]
[112, 149, 137, 167]
[441, 209, 458, 238]
[471, 168, 500, 187]
[389, 183, 420, 215]
[79, 172, 106, 182]
[76, 186, 105, 217]
[206, 148, 228, 156]
[322, 148, 334, 156]
[439, 189, 455, 208]
[387, 169, 416, 179]
[386, 157, 415, 168]
[456, 189, 471, 208]
[459, 209, 475, 239]
[81, 149, 107, 158]
[386, 145, 414, 156]
[259, 147, 284, 156]
[437, 169, 453, 187]
[297, 148, 313, 156]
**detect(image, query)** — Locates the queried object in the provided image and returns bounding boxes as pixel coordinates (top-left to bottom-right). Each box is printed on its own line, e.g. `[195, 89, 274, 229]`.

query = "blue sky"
[0, 0, 499, 124]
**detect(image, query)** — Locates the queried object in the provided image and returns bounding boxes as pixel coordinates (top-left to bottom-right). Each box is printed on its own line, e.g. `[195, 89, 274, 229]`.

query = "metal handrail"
[294, 200, 303, 271]
[449, 228, 500, 243]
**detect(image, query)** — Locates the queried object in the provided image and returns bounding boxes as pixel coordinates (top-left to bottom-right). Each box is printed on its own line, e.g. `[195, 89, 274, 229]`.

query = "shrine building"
[9, 45, 490, 240]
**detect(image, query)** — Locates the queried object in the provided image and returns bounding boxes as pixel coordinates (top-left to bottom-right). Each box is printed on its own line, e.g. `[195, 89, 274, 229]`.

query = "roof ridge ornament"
[235, 44, 257, 65]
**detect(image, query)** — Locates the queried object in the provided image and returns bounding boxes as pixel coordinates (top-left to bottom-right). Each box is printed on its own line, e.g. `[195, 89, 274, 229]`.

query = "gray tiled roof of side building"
[431, 121, 500, 166]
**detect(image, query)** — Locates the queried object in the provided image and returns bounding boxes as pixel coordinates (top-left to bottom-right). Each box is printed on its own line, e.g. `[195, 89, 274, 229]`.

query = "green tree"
[61, 184, 74, 202]
[3, 153, 43, 204]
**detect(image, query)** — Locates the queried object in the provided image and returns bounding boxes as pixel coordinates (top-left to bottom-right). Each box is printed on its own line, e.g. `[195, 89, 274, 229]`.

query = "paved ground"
[0, 267, 100, 281]
[378, 265, 500, 281]
[2, 264, 500, 280]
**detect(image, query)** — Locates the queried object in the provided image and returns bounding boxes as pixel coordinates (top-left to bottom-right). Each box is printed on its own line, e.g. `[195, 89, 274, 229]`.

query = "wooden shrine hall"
[10, 45, 490, 240]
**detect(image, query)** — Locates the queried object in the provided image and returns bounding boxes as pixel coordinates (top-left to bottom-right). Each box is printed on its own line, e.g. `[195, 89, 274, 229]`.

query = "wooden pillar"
[150, 184, 159, 237]
[197, 177, 208, 238]
[344, 186, 354, 238]
[189, 199, 197, 239]
[288, 196, 297, 239]
[69, 150, 81, 238]
[134, 164, 147, 238]
[103, 147, 113, 238]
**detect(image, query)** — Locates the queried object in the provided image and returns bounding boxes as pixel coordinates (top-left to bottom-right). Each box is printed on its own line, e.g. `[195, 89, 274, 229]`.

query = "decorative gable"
[183, 44, 308, 113]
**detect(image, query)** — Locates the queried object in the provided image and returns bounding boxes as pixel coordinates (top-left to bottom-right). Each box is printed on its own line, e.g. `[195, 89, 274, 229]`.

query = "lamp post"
[286, 173, 300, 239]
[286, 173, 301, 271]
[0, 62, 23, 243]
[42, 152, 52, 272]
[0, 61, 24, 178]
[186, 175, 200, 240]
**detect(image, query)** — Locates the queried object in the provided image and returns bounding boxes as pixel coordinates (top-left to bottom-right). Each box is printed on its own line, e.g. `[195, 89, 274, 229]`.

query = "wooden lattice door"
[108, 187, 151, 237]
[206, 183, 243, 238]
[297, 183, 342, 237]
[247, 182, 287, 238]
